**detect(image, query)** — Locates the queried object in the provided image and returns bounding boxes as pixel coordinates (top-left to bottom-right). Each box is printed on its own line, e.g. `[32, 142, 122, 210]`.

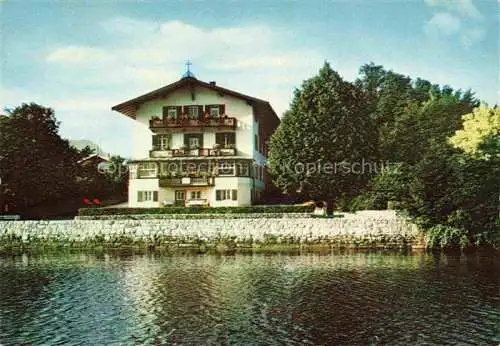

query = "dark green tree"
[0, 103, 81, 212]
[268, 62, 378, 213]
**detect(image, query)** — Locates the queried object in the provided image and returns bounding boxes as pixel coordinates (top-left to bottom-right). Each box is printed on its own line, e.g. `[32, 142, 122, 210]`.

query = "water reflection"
[0, 251, 498, 345]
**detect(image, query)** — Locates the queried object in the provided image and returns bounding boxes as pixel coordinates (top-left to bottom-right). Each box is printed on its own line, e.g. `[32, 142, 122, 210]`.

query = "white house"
[112, 72, 280, 207]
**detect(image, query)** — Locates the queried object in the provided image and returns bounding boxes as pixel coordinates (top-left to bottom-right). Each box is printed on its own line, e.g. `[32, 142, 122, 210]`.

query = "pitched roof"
[111, 76, 279, 123]
[77, 153, 110, 164]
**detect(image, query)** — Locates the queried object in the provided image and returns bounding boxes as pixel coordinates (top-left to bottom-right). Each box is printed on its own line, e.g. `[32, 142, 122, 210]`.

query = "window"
[255, 134, 259, 152]
[184, 134, 203, 149]
[168, 108, 177, 118]
[190, 191, 201, 199]
[237, 162, 249, 176]
[218, 161, 235, 176]
[163, 106, 178, 119]
[153, 134, 170, 150]
[210, 105, 220, 118]
[137, 191, 158, 202]
[138, 162, 157, 178]
[175, 190, 185, 201]
[215, 132, 235, 147]
[189, 137, 199, 149]
[216, 189, 237, 201]
[186, 106, 199, 119]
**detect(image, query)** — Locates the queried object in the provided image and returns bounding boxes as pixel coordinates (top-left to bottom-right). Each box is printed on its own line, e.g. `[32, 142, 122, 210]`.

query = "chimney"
[209, 81, 216, 86]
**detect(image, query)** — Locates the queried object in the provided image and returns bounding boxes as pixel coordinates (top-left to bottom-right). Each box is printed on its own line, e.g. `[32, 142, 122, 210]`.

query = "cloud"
[460, 27, 486, 47]
[44, 18, 324, 116]
[423, 0, 485, 46]
[46, 46, 113, 64]
[424, 12, 461, 36]
[424, 0, 482, 19]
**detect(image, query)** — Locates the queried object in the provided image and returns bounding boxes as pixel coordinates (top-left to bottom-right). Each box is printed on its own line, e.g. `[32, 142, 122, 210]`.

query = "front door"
[174, 190, 185, 206]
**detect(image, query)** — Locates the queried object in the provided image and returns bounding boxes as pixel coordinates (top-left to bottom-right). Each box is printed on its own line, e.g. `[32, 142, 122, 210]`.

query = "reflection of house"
[112, 69, 280, 207]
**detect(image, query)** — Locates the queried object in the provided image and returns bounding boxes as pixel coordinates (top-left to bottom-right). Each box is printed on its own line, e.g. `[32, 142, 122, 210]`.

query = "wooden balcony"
[159, 176, 214, 187]
[150, 147, 236, 158]
[149, 117, 237, 132]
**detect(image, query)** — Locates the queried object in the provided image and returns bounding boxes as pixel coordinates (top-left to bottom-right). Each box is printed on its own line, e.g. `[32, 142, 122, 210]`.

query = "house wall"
[151, 177, 253, 207]
[128, 178, 159, 208]
[132, 85, 254, 159]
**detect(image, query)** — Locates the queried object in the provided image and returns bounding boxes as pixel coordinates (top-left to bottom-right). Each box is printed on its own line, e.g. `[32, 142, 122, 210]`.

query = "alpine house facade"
[112, 73, 280, 208]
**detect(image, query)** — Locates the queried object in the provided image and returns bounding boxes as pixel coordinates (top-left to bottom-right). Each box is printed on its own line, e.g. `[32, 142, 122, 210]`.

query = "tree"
[0, 103, 81, 212]
[449, 105, 500, 160]
[103, 155, 128, 196]
[268, 62, 378, 214]
[382, 95, 474, 164]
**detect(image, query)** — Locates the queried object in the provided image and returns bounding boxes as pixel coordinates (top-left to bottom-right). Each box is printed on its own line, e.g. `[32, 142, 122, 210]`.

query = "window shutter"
[162, 107, 168, 118]
[232, 190, 237, 201]
[220, 104, 225, 115]
[215, 133, 223, 145]
[153, 191, 158, 202]
[175, 106, 182, 119]
[216, 190, 221, 201]
[137, 191, 143, 202]
[205, 105, 211, 114]
[198, 105, 204, 117]
[152, 135, 159, 149]
[197, 134, 203, 148]
[184, 134, 190, 146]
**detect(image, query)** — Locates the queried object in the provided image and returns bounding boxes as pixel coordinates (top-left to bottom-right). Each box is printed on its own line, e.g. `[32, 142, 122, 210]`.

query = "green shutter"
[220, 104, 226, 115]
[152, 135, 159, 149]
[216, 190, 221, 201]
[162, 107, 168, 118]
[153, 191, 158, 202]
[232, 190, 237, 201]
[137, 191, 143, 202]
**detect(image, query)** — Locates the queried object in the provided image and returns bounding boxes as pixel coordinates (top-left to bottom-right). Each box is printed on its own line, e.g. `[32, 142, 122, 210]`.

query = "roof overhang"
[111, 77, 279, 123]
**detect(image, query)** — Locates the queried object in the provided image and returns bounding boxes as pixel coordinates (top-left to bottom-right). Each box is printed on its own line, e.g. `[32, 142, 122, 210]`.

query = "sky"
[1, 0, 498, 157]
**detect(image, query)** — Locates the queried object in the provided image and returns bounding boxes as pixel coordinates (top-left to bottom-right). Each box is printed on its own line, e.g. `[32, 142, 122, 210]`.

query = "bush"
[78, 204, 315, 216]
[426, 224, 470, 249]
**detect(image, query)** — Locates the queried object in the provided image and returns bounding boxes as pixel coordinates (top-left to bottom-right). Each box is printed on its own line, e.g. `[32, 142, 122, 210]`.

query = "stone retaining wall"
[0, 212, 424, 250]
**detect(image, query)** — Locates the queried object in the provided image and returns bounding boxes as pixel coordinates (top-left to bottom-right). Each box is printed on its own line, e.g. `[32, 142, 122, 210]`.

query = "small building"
[77, 153, 110, 171]
[111, 71, 280, 207]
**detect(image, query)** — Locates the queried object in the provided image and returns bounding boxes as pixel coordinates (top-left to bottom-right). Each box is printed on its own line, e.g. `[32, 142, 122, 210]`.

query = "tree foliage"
[0, 103, 81, 211]
[268, 63, 378, 211]
[270, 61, 497, 247]
[449, 105, 500, 159]
[0, 103, 128, 215]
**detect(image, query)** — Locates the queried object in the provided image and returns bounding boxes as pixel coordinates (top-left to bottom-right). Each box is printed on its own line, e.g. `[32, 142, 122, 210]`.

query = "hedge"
[78, 205, 315, 216]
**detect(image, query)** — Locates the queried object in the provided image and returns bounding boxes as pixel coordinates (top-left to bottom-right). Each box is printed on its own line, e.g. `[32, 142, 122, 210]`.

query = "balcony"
[150, 147, 236, 158]
[159, 176, 214, 187]
[149, 117, 237, 132]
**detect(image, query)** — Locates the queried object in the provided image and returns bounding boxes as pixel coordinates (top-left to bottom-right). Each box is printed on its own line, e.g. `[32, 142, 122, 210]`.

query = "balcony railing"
[150, 147, 236, 158]
[159, 176, 214, 187]
[149, 117, 237, 131]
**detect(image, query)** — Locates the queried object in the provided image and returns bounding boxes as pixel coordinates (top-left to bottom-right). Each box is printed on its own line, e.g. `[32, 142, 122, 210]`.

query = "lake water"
[0, 251, 498, 345]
